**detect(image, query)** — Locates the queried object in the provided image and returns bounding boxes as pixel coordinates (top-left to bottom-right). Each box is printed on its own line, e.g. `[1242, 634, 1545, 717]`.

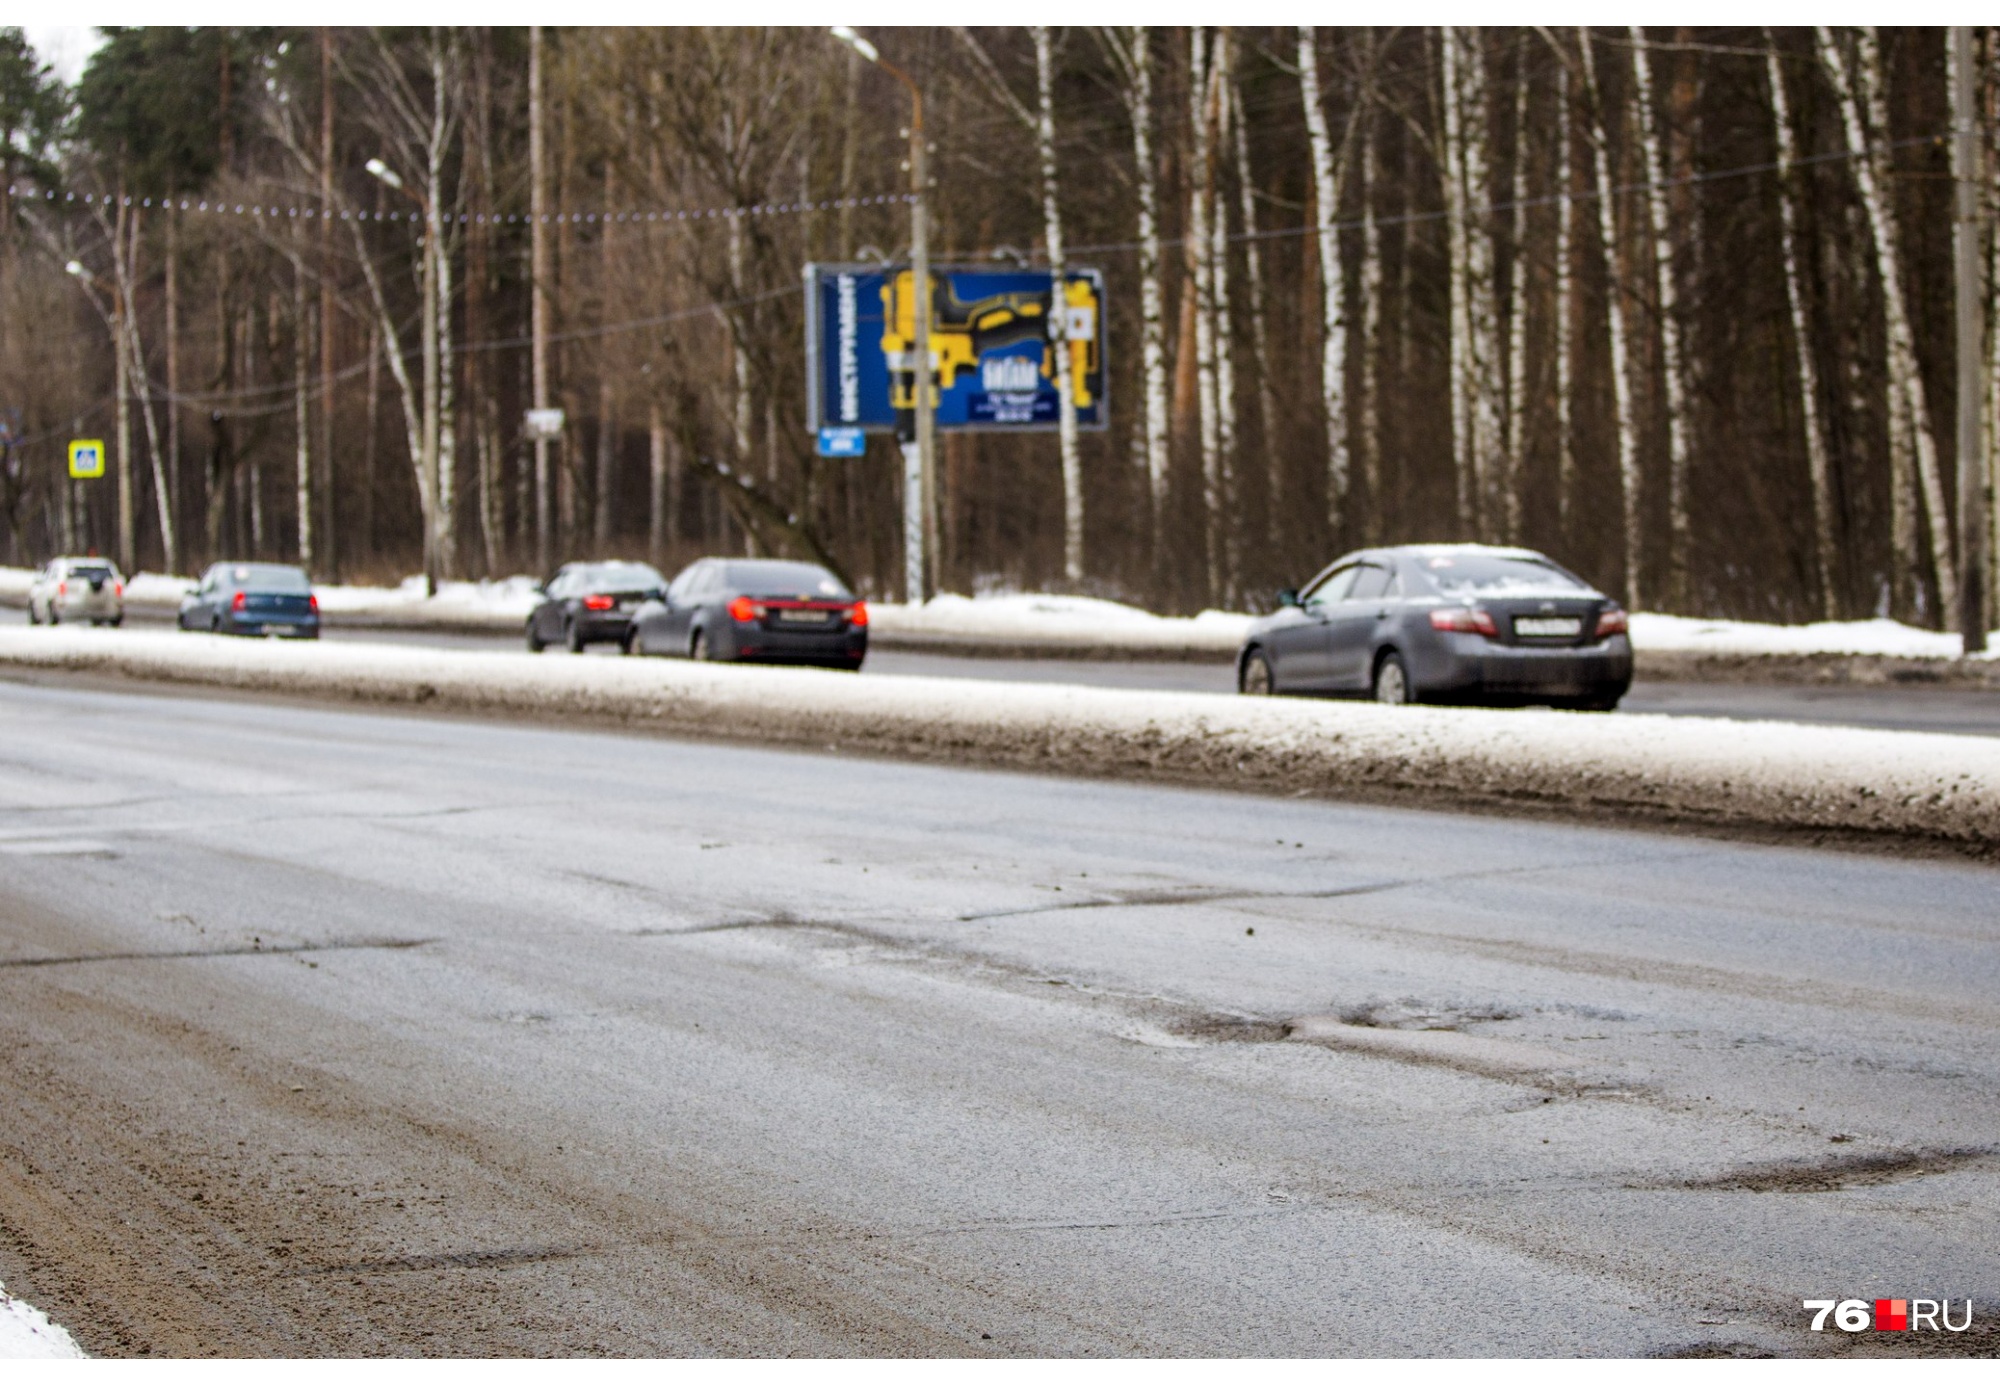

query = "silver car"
[26, 556, 125, 627]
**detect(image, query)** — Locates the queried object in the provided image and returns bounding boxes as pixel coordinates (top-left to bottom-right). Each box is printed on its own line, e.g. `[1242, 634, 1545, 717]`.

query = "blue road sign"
[816, 426, 867, 458]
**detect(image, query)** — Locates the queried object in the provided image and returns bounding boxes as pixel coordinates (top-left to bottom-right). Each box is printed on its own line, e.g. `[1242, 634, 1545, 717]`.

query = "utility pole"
[1953, 26, 1989, 654]
[832, 27, 935, 603]
[530, 24, 553, 577]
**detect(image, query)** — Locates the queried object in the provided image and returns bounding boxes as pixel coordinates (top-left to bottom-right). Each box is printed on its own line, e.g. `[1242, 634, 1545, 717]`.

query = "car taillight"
[232, 591, 247, 611]
[114, 581, 124, 597]
[583, 594, 615, 611]
[729, 595, 764, 623]
[848, 600, 868, 628]
[1596, 607, 1628, 638]
[308, 593, 319, 613]
[1429, 606, 1497, 636]
[57, 581, 67, 597]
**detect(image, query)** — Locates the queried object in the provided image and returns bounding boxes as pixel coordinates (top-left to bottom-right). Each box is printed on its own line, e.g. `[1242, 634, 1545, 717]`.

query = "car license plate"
[777, 609, 831, 624]
[1515, 616, 1581, 637]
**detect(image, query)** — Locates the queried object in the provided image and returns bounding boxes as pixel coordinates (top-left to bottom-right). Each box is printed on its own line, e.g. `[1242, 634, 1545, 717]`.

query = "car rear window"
[578, 562, 664, 590]
[1413, 553, 1588, 596]
[723, 561, 850, 597]
[69, 564, 114, 581]
[230, 565, 312, 592]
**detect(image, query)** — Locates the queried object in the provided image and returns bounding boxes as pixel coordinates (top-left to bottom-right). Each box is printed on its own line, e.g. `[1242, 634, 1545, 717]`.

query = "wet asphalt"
[0, 678, 1993, 1356]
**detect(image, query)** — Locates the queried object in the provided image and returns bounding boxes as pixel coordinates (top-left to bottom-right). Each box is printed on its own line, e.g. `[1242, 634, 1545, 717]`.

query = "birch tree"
[1503, 33, 1531, 544]
[1818, 26, 1958, 621]
[1297, 27, 1349, 542]
[1356, 32, 1384, 544]
[1094, 27, 1170, 564]
[1629, 29, 1696, 607]
[1188, 27, 1225, 602]
[1764, 34, 1840, 619]
[1573, 28, 1644, 607]
[1440, 27, 1503, 537]
[1230, 66, 1281, 556]
[1553, 52, 1576, 535]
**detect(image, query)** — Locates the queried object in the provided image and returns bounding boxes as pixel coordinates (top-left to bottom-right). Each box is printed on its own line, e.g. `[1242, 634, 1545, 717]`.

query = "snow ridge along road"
[3, 627, 1996, 855]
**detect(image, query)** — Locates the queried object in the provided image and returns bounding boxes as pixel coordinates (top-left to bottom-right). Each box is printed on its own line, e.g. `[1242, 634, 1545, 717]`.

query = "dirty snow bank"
[5, 626, 1996, 852]
[0, 1280, 84, 1359]
[1631, 612, 2000, 661]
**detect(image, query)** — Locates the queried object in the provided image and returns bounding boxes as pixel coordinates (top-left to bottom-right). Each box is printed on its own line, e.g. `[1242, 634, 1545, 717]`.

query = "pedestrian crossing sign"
[68, 439, 105, 479]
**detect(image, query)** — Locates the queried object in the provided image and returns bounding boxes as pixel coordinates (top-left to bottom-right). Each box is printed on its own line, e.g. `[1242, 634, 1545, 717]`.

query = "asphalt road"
[6, 604, 1999, 737]
[0, 678, 1994, 1356]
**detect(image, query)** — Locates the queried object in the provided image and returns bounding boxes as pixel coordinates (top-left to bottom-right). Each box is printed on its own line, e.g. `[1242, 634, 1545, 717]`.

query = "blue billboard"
[805, 264, 1107, 433]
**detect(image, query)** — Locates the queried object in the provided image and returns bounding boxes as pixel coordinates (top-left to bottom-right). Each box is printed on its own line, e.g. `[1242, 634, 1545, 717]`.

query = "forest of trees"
[0, 26, 1995, 628]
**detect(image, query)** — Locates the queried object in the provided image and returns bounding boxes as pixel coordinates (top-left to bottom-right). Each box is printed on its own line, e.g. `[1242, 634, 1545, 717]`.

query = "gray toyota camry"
[627, 558, 867, 668]
[1237, 544, 1631, 709]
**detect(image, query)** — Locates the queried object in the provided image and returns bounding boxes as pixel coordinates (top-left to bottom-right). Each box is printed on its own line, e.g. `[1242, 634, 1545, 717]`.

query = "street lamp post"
[831, 26, 936, 605]
[366, 156, 442, 596]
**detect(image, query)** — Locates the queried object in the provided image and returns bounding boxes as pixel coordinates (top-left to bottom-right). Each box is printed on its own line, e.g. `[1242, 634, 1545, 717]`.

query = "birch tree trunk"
[649, 400, 667, 565]
[1554, 53, 1576, 536]
[1441, 28, 1502, 538]
[1577, 28, 1645, 608]
[1031, 26, 1084, 583]
[429, 41, 458, 584]
[1764, 33, 1840, 619]
[1503, 33, 1531, 544]
[1100, 27, 1170, 566]
[293, 234, 312, 572]
[110, 203, 174, 575]
[1189, 28, 1224, 603]
[1357, 48, 1384, 544]
[1629, 29, 1696, 607]
[595, 164, 615, 548]
[1211, 41, 1240, 604]
[1297, 26, 1350, 542]
[1228, 65, 1280, 557]
[1818, 25, 1959, 622]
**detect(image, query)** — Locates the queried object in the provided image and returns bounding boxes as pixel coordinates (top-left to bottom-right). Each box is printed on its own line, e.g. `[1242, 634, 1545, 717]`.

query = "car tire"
[525, 621, 545, 653]
[619, 629, 636, 656]
[1373, 651, 1413, 705]
[26, 601, 39, 625]
[109, 615, 123, 628]
[1561, 693, 1621, 713]
[209, 614, 221, 635]
[565, 619, 586, 654]
[46, 605, 58, 626]
[1239, 649, 1276, 696]
[690, 627, 710, 662]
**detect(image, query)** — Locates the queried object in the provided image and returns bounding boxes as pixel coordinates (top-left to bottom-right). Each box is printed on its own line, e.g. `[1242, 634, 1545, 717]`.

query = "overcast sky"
[21, 25, 104, 85]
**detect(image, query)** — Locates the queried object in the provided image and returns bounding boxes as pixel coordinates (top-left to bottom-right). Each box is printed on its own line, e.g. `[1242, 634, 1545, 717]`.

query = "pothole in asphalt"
[1164, 1013, 1292, 1044]
[1656, 1146, 1993, 1193]
[1334, 998, 1522, 1031]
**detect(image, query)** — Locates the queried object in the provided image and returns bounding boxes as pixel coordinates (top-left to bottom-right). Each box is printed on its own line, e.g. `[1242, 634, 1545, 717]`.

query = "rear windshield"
[68, 564, 114, 580]
[1411, 553, 1589, 596]
[229, 565, 311, 592]
[577, 562, 664, 590]
[723, 561, 850, 597]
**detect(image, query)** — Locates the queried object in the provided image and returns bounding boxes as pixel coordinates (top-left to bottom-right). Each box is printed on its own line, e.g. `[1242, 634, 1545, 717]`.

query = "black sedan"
[1237, 544, 1631, 709]
[177, 562, 320, 638]
[628, 558, 867, 669]
[526, 561, 667, 653]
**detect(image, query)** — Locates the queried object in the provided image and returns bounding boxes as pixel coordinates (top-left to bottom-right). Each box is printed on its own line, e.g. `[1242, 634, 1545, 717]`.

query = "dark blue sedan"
[1237, 545, 1631, 710]
[177, 563, 320, 639]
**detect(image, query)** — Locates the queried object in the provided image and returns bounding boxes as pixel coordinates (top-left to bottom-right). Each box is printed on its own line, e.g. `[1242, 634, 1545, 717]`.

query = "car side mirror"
[1276, 588, 1300, 609]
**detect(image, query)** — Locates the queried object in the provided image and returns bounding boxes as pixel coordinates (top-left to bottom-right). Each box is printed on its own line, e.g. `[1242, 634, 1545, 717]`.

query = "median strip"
[4, 627, 1998, 854]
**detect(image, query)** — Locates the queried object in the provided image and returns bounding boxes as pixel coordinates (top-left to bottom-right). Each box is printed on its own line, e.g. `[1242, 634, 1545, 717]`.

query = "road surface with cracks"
[0, 678, 1994, 1356]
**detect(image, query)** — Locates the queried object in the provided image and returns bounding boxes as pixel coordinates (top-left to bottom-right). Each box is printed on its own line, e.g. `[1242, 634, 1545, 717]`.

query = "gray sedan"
[1237, 544, 1631, 709]
[628, 558, 867, 668]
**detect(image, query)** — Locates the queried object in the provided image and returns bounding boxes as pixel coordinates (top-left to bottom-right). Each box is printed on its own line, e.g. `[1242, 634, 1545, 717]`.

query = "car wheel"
[525, 621, 545, 653]
[46, 605, 58, 626]
[619, 629, 636, 656]
[27, 601, 39, 625]
[1373, 651, 1412, 705]
[1239, 649, 1276, 696]
[565, 619, 587, 654]
[109, 615, 123, 628]
[209, 614, 221, 634]
[690, 627, 710, 662]
[1561, 693, 1621, 713]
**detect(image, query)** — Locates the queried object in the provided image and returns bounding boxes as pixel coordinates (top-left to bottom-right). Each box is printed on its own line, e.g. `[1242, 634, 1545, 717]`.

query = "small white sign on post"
[523, 408, 566, 440]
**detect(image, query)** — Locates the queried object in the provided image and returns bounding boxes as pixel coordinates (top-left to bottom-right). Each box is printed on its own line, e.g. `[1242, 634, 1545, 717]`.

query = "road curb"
[4, 628, 1997, 856]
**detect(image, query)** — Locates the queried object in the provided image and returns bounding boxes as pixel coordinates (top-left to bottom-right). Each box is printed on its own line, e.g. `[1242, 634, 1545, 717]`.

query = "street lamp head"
[829, 26, 879, 63]
[64, 260, 86, 278]
[364, 157, 403, 190]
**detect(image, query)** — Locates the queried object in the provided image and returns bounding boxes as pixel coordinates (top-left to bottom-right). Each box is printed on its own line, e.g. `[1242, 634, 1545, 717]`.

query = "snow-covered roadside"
[0, 1280, 84, 1359]
[7, 565, 2000, 663]
[3, 626, 1995, 852]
